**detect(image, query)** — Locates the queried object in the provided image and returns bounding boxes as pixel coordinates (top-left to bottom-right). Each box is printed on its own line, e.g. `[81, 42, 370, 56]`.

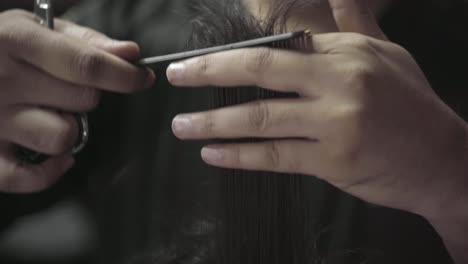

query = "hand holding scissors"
[16, 0, 90, 164]
[0, 1, 155, 193]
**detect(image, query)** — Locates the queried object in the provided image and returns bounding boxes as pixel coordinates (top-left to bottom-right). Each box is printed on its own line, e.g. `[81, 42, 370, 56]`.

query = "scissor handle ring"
[72, 113, 89, 155]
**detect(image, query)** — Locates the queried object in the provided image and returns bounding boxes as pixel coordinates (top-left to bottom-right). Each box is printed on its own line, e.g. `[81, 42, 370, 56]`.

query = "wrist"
[413, 118, 468, 223]
[415, 119, 468, 263]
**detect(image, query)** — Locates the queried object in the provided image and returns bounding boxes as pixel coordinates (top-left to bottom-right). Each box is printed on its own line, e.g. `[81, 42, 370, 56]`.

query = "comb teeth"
[271, 29, 312, 52]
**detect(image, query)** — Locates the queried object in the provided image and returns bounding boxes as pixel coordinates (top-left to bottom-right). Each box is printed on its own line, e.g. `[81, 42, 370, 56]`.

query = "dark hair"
[124, 1, 358, 264]
[189, 2, 317, 264]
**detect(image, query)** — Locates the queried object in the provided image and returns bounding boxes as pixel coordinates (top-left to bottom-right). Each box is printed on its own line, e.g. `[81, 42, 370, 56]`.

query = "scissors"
[15, 0, 89, 164]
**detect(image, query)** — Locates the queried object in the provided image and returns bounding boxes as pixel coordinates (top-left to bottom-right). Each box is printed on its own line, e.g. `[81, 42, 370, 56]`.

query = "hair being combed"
[127, 1, 326, 264]
[127, 1, 372, 263]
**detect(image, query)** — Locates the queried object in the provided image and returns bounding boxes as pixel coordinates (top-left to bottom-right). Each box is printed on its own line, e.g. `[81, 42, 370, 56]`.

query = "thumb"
[328, 0, 388, 40]
[55, 19, 140, 61]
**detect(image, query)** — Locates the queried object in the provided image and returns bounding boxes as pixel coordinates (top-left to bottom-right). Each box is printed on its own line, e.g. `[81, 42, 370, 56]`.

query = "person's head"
[242, 0, 392, 32]
[189, 0, 394, 51]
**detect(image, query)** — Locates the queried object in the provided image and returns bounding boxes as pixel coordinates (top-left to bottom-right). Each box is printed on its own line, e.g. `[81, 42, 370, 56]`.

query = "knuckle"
[343, 60, 375, 89]
[245, 48, 274, 75]
[330, 101, 364, 134]
[2, 9, 31, 18]
[73, 50, 106, 83]
[390, 42, 412, 58]
[194, 56, 210, 78]
[264, 141, 282, 170]
[78, 28, 101, 42]
[347, 34, 374, 51]
[201, 112, 215, 135]
[248, 101, 270, 133]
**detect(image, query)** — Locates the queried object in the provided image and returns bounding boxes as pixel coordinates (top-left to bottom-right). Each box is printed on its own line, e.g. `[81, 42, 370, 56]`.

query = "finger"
[2, 19, 155, 93]
[54, 19, 141, 61]
[172, 99, 318, 140]
[0, 148, 74, 193]
[302, 32, 383, 55]
[328, 0, 388, 40]
[3, 61, 100, 112]
[167, 48, 331, 96]
[12, 11, 141, 62]
[0, 107, 79, 155]
[200, 140, 316, 175]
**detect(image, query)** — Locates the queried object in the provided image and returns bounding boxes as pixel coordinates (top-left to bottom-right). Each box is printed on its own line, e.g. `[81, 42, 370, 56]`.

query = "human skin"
[167, 0, 468, 262]
[0, 10, 154, 193]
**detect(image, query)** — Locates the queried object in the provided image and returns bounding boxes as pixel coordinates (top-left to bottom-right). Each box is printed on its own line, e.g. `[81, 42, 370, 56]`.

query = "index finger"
[166, 47, 331, 96]
[54, 18, 142, 61]
[2, 18, 154, 93]
[15, 11, 143, 61]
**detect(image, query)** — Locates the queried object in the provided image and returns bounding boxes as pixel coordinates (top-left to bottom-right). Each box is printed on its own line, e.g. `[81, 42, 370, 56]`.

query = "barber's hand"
[167, 0, 468, 219]
[0, 10, 155, 193]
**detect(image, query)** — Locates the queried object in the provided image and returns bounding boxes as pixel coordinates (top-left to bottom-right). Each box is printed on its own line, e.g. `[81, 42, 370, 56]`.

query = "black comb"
[138, 29, 311, 67]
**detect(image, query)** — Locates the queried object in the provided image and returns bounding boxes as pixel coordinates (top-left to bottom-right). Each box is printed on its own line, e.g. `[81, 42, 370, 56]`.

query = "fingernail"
[100, 39, 132, 48]
[167, 62, 186, 84]
[115, 41, 141, 53]
[172, 115, 193, 138]
[201, 146, 224, 165]
[145, 69, 156, 88]
[107, 39, 134, 45]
